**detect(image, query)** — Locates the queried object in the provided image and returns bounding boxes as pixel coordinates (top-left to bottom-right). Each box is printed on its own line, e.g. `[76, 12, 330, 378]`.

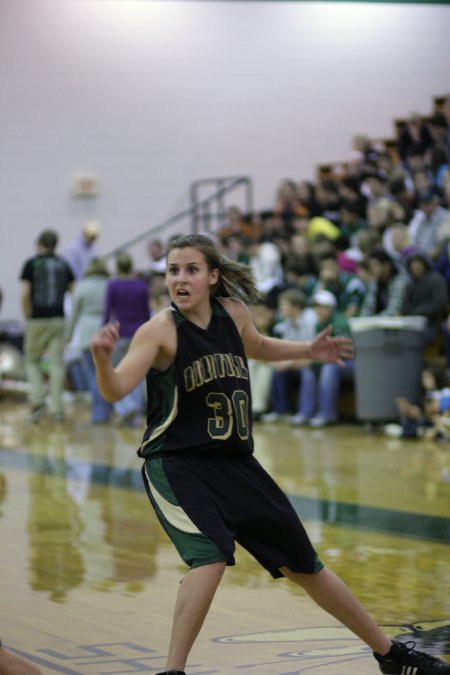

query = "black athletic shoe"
[374, 640, 450, 674]
[155, 671, 186, 675]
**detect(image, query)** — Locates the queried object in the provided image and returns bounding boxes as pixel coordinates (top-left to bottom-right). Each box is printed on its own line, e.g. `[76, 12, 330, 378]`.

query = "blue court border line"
[1, 447, 449, 544]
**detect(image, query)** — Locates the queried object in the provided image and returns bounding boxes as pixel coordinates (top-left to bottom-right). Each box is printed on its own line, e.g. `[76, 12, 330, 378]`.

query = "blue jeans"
[270, 369, 301, 414]
[111, 338, 143, 419]
[297, 361, 355, 420]
[80, 349, 113, 423]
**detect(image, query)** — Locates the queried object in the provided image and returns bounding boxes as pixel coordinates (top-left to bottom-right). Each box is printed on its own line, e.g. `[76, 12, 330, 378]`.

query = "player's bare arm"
[92, 308, 176, 402]
[222, 297, 354, 366]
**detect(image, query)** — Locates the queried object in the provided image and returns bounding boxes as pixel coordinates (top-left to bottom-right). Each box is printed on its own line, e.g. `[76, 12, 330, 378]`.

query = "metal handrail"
[102, 175, 252, 260]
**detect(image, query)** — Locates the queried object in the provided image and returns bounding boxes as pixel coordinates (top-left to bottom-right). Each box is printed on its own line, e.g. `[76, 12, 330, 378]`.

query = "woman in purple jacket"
[103, 251, 150, 425]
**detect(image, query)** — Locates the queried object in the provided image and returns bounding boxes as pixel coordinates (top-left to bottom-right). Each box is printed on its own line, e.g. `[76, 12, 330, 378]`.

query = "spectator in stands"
[433, 219, 450, 297]
[339, 175, 367, 219]
[149, 287, 170, 317]
[266, 253, 318, 310]
[316, 252, 366, 317]
[408, 188, 450, 260]
[289, 289, 354, 428]
[261, 289, 316, 423]
[401, 252, 448, 343]
[19, 229, 75, 423]
[297, 180, 320, 218]
[384, 364, 448, 439]
[339, 201, 367, 245]
[382, 222, 417, 267]
[61, 220, 101, 280]
[397, 113, 434, 164]
[145, 238, 166, 277]
[360, 247, 409, 317]
[388, 177, 415, 223]
[366, 198, 396, 236]
[274, 179, 304, 229]
[103, 252, 150, 426]
[65, 258, 112, 424]
[247, 238, 283, 295]
[429, 143, 450, 199]
[220, 233, 250, 265]
[314, 180, 342, 226]
[428, 113, 450, 153]
[217, 206, 260, 242]
[365, 172, 389, 201]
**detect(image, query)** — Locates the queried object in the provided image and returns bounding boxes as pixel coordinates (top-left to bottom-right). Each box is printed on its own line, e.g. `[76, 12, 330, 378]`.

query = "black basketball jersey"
[138, 298, 254, 459]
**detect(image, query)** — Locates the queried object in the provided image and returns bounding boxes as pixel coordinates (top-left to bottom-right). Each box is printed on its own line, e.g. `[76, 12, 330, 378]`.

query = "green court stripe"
[1, 448, 449, 544]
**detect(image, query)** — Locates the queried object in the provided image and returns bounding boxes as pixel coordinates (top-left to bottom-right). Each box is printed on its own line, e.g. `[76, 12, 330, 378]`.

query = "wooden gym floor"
[1, 397, 449, 674]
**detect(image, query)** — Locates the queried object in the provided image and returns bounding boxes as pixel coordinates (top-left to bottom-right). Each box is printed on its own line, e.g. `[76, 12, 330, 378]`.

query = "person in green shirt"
[290, 289, 354, 427]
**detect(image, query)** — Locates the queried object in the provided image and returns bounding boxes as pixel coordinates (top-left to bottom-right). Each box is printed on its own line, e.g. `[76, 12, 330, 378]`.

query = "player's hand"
[310, 325, 355, 367]
[91, 321, 120, 361]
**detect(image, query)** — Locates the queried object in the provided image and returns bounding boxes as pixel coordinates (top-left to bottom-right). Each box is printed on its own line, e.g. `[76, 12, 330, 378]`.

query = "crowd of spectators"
[208, 99, 450, 427]
[9, 95, 450, 432]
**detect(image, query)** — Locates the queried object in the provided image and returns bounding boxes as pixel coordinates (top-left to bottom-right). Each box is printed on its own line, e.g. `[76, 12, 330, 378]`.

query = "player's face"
[166, 247, 219, 310]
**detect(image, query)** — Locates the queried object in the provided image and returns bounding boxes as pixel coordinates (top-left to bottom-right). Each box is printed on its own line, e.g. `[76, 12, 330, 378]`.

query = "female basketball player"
[92, 234, 449, 675]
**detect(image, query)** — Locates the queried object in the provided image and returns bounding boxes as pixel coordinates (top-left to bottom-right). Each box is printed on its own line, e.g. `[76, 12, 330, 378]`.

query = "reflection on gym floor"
[1, 399, 449, 674]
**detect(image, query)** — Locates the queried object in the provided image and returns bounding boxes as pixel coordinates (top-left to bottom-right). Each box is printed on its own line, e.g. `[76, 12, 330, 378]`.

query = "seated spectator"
[388, 177, 415, 223]
[367, 198, 396, 236]
[247, 239, 283, 294]
[433, 219, 450, 296]
[408, 188, 450, 261]
[429, 143, 450, 198]
[360, 247, 409, 316]
[397, 113, 434, 164]
[273, 179, 304, 229]
[401, 252, 448, 343]
[316, 251, 366, 317]
[382, 222, 417, 266]
[338, 175, 368, 219]
[339, 201, 367, 245]
[261, 289, 316, 422]
[266, 253, 318, 310]
[315, 180, 342, 226]
[145, 238, 166, 277]
[220, 233, 250, 265]
[149, 287, 170, 316]
[297, 180, 321, 218]
[384, 364, 448, 439]
[288, 289, 354, 427]
[428, 113, 450, 153]
[364, 172, 390, 205]
[217, 206, 260, 242]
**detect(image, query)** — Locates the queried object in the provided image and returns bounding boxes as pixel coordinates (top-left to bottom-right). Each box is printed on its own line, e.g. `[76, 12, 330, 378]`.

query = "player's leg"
[0, 642, 43, 675]
[164, 561, 227, 672]
[280, 566, 391, 654]
[281, 566, 450, 673]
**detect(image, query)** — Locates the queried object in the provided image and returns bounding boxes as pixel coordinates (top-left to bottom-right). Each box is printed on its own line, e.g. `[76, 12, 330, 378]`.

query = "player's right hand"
[91, 321, 120, 360]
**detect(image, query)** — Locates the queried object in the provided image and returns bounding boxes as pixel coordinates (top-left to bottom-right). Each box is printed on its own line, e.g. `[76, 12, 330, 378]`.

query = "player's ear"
[209, 268, 220, 286]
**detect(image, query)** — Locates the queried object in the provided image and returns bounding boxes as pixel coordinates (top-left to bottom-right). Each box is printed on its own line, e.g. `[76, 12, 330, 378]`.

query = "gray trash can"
[349, 317, 427, 422]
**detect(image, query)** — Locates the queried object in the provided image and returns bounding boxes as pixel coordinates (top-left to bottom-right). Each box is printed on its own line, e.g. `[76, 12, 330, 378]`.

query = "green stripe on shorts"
[144, 458, 227, 569]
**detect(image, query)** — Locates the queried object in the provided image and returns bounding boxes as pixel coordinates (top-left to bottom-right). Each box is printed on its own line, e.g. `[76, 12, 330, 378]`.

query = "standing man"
[61, 219, 101, 280]
[19, 229, 74, 422]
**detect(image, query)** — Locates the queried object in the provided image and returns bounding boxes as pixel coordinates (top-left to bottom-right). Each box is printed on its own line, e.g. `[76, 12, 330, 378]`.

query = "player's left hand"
[310, 325, 355, 367]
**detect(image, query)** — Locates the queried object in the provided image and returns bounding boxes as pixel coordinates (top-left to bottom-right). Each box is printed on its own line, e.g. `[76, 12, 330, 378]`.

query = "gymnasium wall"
[1, 0, 449, 320]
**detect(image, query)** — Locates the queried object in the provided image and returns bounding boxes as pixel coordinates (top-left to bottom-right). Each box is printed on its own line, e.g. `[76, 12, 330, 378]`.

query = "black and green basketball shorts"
[141, 452, 323, 578]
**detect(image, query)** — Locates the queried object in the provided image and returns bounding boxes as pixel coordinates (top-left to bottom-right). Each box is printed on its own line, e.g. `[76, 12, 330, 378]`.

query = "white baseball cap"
[313, 289, 337, 308]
